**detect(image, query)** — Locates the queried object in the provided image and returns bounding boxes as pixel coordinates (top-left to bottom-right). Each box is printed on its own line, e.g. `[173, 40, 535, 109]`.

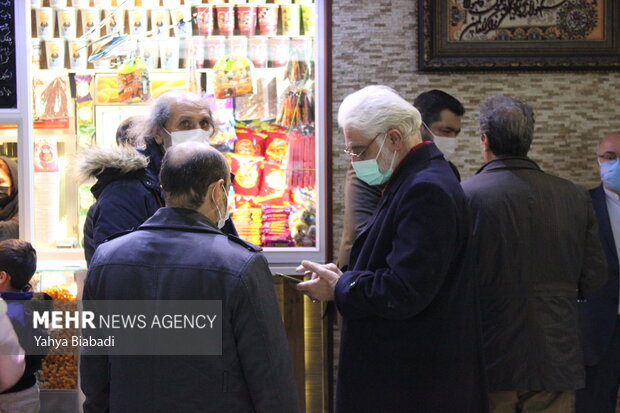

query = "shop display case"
[3, 0, 331, 412]
[22, 0, 328, 268]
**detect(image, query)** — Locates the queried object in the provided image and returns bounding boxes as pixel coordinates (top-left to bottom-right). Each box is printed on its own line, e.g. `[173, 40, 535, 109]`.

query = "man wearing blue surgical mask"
[576, 132, 620, 413]
[337, 88, 464, 268]
[79, 91, 237, 266]
[296, 85, 488, 412]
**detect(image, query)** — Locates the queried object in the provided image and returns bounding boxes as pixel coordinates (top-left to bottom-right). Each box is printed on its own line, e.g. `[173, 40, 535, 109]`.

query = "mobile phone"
[274, 272, 303, 284]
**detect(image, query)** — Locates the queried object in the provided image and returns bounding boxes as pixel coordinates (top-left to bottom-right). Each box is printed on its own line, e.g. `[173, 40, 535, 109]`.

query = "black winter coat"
[334, 143, 488, 413]
[81, 207, 299, 413]
[462, 157, 607, 391]
[81, 143, 236, 265]
[579, 185, 620, 366]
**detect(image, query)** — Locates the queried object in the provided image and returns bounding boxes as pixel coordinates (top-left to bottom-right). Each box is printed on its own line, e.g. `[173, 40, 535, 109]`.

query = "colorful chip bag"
[230, 154, 263, 196]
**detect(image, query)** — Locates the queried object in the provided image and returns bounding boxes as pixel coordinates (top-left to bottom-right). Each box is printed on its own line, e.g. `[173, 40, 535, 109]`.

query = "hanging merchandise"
[259, 160, 289, 205]
[286, 131, 316, 188]
[276, 58, 315, 129]
[234, 74, 278, 121]
[33, 73, 70, 120]
[117, 57, 151, 103]
[213, 56, 255, 99]
[229, 154, 264, 197]
[75, 75, 96, 149]
[206, 94, 238, 150]
[185, 38, 201, 95]
[234, 128, 266, 156]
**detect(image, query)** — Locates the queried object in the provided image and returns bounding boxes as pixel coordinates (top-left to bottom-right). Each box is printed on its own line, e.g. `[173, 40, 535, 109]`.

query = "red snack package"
[230, 154, 264, 196]
[234, 131, 266, 156]
[263, 131, 288, 161]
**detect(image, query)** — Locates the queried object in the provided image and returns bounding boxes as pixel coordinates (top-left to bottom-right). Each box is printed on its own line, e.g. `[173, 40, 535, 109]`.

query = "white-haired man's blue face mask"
[349, 132, 397, 186]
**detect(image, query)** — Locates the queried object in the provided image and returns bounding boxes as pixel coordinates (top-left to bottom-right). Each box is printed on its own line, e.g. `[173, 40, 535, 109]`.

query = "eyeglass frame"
[343, 131, 386, 160]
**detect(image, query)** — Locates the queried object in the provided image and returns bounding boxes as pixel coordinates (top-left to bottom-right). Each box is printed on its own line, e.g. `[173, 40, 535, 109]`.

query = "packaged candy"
[234, 130, 266, 156]
[117, 58, 151, 103]
[259, 160, 289, 205]
[231, 208, 262, 246]
[213, 56, 255, 99]
[206, 94, 237, 147]
[230, 154, 264, 196]
[74, 74, 93, 103]
[33, 73, 70, 120]
[263, 132, 288, 161]
[260, 205, 294, 247]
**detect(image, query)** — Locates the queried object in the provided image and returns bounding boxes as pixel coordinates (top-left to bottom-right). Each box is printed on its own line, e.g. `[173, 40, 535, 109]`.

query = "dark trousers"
[575, 316, 620, 413]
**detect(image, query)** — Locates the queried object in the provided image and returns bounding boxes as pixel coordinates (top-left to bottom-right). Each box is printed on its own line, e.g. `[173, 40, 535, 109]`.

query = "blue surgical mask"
[601, 159, 620, 191]
[352, 134, 396, 186]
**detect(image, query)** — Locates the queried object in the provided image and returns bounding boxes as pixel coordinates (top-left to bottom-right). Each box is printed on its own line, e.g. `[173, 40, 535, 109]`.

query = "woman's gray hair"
[479, 94, 534, 157]
[136, 91, 214, 146]
[337, 85, 422, 142]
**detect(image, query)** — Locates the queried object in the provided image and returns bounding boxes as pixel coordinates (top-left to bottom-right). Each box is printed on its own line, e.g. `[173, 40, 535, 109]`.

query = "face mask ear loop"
[374, 132, 389, 161]
[388, 147, 397, 170]
[212, 185, 222, 222]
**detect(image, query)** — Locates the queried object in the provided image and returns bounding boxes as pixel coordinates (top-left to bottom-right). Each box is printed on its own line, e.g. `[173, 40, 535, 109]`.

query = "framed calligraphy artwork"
[418, 0, 620, 71]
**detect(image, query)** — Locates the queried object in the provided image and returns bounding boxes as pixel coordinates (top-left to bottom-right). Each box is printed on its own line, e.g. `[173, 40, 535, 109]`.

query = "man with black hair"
[81, 142, 299, 413]
[337, 89, 464, 268]
[0, 239, 45, 413]
[462, 95, 606, 412]
[414, 89, 465, 176]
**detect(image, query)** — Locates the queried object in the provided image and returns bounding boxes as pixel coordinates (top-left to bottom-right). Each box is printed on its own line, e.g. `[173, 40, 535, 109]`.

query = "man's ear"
[0, 271, 11, 288]
[154, 128, 165, 145]
[386, 128, 404, 150]
[480, 134, 490, 150]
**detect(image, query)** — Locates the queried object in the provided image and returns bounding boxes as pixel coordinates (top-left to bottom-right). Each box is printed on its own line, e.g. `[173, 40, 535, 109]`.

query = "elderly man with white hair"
[297, 86, 488, 412]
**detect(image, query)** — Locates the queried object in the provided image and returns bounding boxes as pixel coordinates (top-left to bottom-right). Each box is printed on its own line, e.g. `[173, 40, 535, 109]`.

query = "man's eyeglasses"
[343, 132, 384, 160]
[597, 152, 620, 162]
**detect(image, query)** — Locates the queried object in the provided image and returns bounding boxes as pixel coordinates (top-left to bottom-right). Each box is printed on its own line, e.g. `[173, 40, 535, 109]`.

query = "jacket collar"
[138, 143, 164, 185]
[139, 207, 220, 233]
[137, 207, 262, 252]
[383, 141, 443, 196]
[0, 291, 32, 301]
[351, 142, 443, 249]
[475, 156, 541, 175]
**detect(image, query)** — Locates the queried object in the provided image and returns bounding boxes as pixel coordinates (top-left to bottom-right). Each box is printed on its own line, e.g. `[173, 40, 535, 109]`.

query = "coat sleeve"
[335, 181, 459, 320]
[337, 167, 384, 268]
[579, 192, 608, 297]
[92, 182, 158, 249]
[0, 213, 19, 241]
[0, 299, 24, 392]
[232, 254, 300, 413]
[79, 265, 110, 413]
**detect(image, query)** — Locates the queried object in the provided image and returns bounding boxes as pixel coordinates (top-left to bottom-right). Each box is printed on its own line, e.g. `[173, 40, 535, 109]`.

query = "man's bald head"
[160, 142, 229, 210]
